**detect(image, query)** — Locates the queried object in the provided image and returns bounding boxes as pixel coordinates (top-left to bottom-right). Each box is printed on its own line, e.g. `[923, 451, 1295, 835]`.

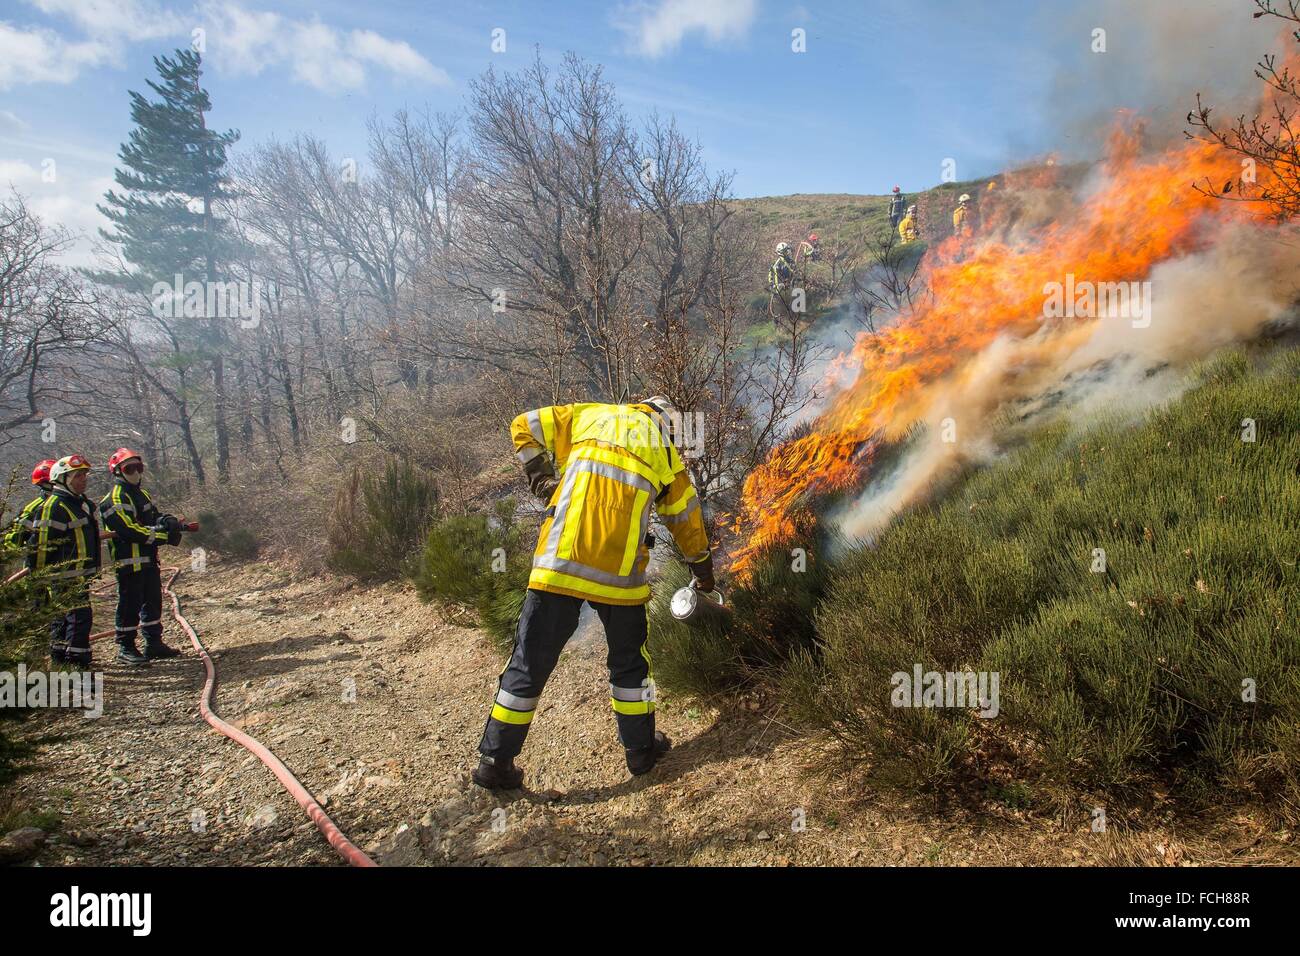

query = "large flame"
[729, 120, 1265, 575]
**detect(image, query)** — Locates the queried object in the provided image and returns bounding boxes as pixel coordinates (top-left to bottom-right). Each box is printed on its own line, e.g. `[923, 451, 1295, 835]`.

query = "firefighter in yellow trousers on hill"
[473, 397, 714, 790]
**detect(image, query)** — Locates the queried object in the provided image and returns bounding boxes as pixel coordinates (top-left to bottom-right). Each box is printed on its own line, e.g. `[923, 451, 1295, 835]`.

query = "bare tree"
[0, 194, 101, 442]
[1187, 1, 1300, 218]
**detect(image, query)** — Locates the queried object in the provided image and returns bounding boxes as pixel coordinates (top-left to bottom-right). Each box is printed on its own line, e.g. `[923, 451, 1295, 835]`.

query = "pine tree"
[93, 48, 240, 483]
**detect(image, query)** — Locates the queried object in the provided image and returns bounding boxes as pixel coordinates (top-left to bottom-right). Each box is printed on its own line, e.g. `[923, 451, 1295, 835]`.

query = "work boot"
[64, 650, 93, 669]
[471, 755, 524, 791]
[116, 644, 151, 667]
[626, 731, 672, 776]
[143, 641, 181, 659]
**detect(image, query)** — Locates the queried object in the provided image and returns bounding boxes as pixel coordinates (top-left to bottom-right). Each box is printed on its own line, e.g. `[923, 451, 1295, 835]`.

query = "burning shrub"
[648, 512, 836, 698]
[797, 345, 1300, 815]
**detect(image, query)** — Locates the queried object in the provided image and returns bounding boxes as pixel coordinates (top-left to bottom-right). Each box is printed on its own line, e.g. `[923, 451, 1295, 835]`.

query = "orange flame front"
[729, 121, 1259, 575]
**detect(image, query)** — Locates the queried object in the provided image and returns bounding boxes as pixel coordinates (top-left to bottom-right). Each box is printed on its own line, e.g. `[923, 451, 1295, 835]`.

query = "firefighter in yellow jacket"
[953, 193, 972, 237]
[473, 397, 714, 789]
[898, 205, 918, 243]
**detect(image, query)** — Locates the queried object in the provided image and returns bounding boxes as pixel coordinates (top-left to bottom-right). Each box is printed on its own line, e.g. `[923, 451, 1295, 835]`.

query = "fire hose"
[5, 532, 377, 867]
[158, 564, 376, 867]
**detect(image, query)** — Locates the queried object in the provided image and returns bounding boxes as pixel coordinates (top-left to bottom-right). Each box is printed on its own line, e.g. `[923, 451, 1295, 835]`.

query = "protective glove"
[522, 454, 560, 503]
[533, 475, 560, 502]
[687, 554, 715, 593]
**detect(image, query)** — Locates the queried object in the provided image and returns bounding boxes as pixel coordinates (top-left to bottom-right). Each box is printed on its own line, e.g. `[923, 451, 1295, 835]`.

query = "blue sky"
[0, 0, 1271, 262]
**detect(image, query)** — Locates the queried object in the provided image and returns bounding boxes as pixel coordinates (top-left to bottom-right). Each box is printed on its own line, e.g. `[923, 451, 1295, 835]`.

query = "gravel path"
[7, 559, 1294, 867]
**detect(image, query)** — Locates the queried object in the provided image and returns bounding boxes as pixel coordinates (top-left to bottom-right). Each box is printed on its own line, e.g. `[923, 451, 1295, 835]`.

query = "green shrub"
[0, 543, 77, 783]
[411, 498, 531, 650]
[648, 514, 837, 698]
[791, 345, 1300, 811]
[327, 459, 439, 582]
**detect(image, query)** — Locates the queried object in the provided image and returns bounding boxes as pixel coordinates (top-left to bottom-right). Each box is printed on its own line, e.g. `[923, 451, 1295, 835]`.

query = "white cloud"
[0, 160, 115, 266]
[25, 0, 186, 42]
[616, 0, 758, 58]
[349, 29, 449, 85]
[3, 1, 448, 94]
[0, 22, 115, 89]
[200, 3, 450, 93]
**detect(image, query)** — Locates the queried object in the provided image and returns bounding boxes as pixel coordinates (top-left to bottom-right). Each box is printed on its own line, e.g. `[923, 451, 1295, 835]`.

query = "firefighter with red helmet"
[797, 231, 821, 266]
[5, 458, 56, 553]
[98, 448, 184, 664]
[26, 455, 101, 666]
[889, 185, 906, 229]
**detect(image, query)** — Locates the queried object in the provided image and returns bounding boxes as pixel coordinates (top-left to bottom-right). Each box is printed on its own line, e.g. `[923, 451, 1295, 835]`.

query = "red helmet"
[893, 185, 901, 193]
[108, 447, 144, 476]
[807, 232, 819, 242]
[31, 459, 56, 485]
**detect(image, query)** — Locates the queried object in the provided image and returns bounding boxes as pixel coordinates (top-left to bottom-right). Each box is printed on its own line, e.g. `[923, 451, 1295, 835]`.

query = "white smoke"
[835, 220, 1300, 542]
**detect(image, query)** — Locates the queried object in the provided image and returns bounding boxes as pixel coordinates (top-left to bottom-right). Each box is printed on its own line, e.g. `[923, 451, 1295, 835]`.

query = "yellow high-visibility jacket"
[953, 204, 970, 234]
[899, 214, 917, 243]
[511, 402, 711, 605]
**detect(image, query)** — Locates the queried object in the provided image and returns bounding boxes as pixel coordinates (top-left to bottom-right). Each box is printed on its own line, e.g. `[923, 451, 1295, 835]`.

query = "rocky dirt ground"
[3, 557, 1295, 867]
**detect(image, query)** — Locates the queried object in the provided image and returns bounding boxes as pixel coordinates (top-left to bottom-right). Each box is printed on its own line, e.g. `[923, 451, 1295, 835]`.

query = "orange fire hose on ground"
[157, 565, 376, 867]
[7, 557, 376, 866]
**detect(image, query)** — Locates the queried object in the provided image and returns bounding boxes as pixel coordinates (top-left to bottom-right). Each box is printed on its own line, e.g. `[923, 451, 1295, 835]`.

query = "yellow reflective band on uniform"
[71, 504, 86, 561]
[110, 485, 165, 542]
[539, 406, 556, 451]
[528, 566, 650, 603]
[491, 703, 534, 725]
[658, 499, 699, 527]
[555, 470, 591, 560]
[571, 445, 660, 490]
[611, 698, 655, 716]
[619, 489, 648, 576]
[532, 555, 647, 588]
[610, 683, 654, 702]
[657, 484, 697, 517]
[34, 498, 54, 570]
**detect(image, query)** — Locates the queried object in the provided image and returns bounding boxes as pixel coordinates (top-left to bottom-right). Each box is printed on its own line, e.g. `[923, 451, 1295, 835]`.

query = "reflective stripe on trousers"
[479, 589, 654, 760]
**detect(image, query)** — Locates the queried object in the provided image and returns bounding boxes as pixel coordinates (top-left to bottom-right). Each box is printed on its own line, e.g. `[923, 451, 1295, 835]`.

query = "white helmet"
[49, 453, 92, 485]
[639, 395, 679, 443]
[641, 395, 677, 417]
[958, 193, 971, 203]
[775, 242, 791, 256]
[907, 205, 916, 213]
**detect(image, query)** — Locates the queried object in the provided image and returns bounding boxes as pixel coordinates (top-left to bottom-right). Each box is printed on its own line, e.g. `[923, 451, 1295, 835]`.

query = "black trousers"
[115, 567, 163, 648]
[478, 588, 655, 761]
[48, 581, 93, 661]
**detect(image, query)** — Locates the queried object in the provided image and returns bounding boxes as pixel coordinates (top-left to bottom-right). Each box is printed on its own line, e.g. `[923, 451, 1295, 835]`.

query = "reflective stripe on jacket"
[512, 403, 711, 606]
[4, 494, 46, 550]
[99, 481, 168, 573]
[768, 257, 792, 291]
[26, 486, 101, 578]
